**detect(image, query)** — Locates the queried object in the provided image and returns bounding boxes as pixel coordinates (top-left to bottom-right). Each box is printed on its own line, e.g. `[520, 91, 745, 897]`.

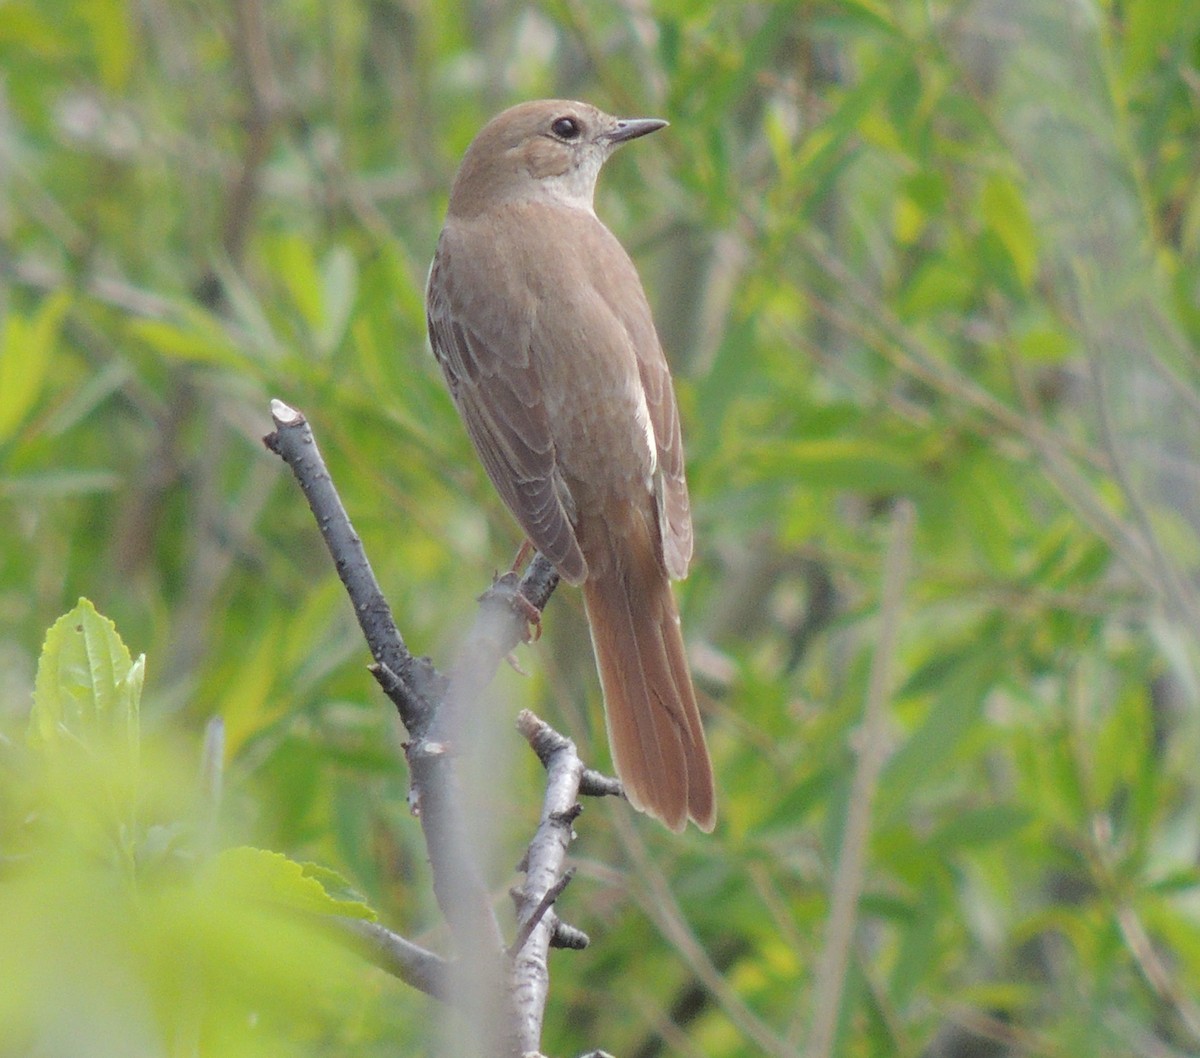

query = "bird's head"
[447, 99, 667, 217]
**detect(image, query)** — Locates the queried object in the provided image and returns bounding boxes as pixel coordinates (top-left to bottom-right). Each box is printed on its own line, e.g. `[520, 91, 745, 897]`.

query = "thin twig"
[509, 869, 575, 958]
[612, 809, 798, 1058]
[222, 0, 284, 265]
[509, 710, 592, 1053]
[335, 918, 450, 1001]
[803, 499, 913, 1058]
[1115, 904, 1200, 1043]
[1082, 336, 1200, 628]
[262, 400, 439, 730]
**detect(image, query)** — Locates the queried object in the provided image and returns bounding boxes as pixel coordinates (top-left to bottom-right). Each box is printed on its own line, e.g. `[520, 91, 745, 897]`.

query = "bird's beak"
[604, 117, 669, 145]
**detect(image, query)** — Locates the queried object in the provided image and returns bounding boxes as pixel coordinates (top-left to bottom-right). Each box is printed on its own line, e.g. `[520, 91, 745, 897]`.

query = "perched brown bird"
[426, 100, 715, 832]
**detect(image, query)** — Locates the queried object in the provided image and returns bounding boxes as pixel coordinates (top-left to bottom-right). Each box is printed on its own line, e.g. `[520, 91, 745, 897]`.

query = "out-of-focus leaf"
[275, 233, 324, 336]
[208, 847, 377, 921]
[315, 246, 357, 355]
[127, 309, 248, 369]
[0, 291, 69, 444]
[982, 173, 1038, 290]
[930, 804, 1033, 850]
[754, 438, 926, 494]
[1121, 0, 1185, 78]
[78, 0, 134, 90]
[0, 470, 122, 496]
[882, 650, 998, 810]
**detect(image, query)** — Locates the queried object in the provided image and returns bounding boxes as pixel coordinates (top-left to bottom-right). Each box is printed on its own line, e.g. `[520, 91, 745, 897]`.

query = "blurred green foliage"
[3, 0, 1200, 1055]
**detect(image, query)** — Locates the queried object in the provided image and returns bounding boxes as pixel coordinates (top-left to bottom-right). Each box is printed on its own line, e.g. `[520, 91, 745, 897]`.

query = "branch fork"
[264, 399, 617, 1056]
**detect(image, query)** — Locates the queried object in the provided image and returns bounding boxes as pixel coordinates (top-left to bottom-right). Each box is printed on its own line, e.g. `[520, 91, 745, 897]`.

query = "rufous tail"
[581, 512, 716, 832]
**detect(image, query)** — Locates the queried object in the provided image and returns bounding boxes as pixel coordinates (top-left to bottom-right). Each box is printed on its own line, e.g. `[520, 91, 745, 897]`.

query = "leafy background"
[3, 0, 1200, 1055]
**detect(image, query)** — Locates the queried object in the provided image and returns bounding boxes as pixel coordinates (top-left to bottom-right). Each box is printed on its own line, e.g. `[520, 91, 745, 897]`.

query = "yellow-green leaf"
[982, 173, 1038, 290]
[209, 847, 377, 921]
[0, 291, 70, 444]
[29, 598, 143, 761]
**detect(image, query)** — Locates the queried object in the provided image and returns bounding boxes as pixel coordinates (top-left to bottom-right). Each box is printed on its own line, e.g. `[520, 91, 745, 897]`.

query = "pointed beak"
[604, 117, 669, 145]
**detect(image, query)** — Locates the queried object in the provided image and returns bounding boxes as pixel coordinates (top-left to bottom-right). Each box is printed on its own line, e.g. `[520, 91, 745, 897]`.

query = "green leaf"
[315, 246, 358, 355]
[0, 291, 70, 444]
[275, 233, 324, 335]
[128, 309, 247, 368]
[208, 847, 377, 921]
[29, 597, 143, 766]
[1121, 0, 1185, 78]
[930, 804, 1033, 850]
[882, 650, 998, 809]
[0, 1, 71, 56]
[0, 470, 122, 497]
[832, 0, 899, 33]
[897, 258, 975, 318]
[78, 0, 134, 91]
[981, 173, 1038, 290]
[889, 876, 941, 1005]
[1148, 867, 1200, 895]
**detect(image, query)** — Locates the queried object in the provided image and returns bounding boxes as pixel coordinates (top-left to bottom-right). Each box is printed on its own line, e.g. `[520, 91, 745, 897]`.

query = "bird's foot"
[511, 589, 543, 642]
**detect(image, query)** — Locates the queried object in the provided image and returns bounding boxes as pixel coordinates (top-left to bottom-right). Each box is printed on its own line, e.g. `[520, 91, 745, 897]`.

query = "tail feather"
[581, 512, 716, 833]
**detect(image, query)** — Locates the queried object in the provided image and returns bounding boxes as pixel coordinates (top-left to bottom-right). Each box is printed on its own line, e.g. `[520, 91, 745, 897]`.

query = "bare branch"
[262, 400, 439, 731]
[509, 709, 593, 1053]
[336, 918, 450, 1002]
[509, 868, 575, 959]
[266, 399, 607, 1057]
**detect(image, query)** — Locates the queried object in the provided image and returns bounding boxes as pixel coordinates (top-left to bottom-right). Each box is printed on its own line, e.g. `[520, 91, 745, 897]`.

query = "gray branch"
[265, 399, 606, 1056]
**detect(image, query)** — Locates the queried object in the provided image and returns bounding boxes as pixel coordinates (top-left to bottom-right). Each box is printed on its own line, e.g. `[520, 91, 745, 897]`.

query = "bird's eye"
[551, 116, 581, 140]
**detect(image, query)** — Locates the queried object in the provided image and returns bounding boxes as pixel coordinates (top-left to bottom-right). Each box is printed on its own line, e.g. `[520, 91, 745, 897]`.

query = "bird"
[425, 100, 715, 832]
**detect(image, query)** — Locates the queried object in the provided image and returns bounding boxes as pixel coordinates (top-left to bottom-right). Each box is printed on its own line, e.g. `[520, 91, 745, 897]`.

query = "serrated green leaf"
[29, 598, 142, 765]
[300, 862, 375, 916]
[209, 847, 377, 921]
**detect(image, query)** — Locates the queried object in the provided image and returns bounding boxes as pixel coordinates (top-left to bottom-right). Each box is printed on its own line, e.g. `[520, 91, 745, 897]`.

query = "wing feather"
[587, 234, 693, 579]
[427, 238, 587, 583]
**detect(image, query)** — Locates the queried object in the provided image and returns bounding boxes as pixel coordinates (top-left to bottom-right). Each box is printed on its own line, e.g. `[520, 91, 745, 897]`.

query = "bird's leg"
[506, 539, 543, 642]
[509, 538, 534, 574]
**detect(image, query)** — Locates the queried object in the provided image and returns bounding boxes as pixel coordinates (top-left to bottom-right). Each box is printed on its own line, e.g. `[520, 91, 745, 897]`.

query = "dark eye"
[551, 116, 581, 140]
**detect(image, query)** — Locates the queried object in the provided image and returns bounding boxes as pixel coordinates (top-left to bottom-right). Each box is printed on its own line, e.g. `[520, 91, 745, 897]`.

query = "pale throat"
[530, 157, 605, 213]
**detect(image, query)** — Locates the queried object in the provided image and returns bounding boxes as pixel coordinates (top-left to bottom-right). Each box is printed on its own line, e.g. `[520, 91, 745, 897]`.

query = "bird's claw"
[512, 590, 543, 642]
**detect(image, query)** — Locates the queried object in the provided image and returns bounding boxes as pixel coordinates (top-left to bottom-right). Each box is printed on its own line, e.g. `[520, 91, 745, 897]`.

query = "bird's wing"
[634, 325, 692, 580]
[427, 233, 588, 584]
[596, 236, 693, 580]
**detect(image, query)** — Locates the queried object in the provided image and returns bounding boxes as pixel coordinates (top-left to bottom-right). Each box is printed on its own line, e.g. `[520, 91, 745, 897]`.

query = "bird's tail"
[580, 510, 716, 832]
